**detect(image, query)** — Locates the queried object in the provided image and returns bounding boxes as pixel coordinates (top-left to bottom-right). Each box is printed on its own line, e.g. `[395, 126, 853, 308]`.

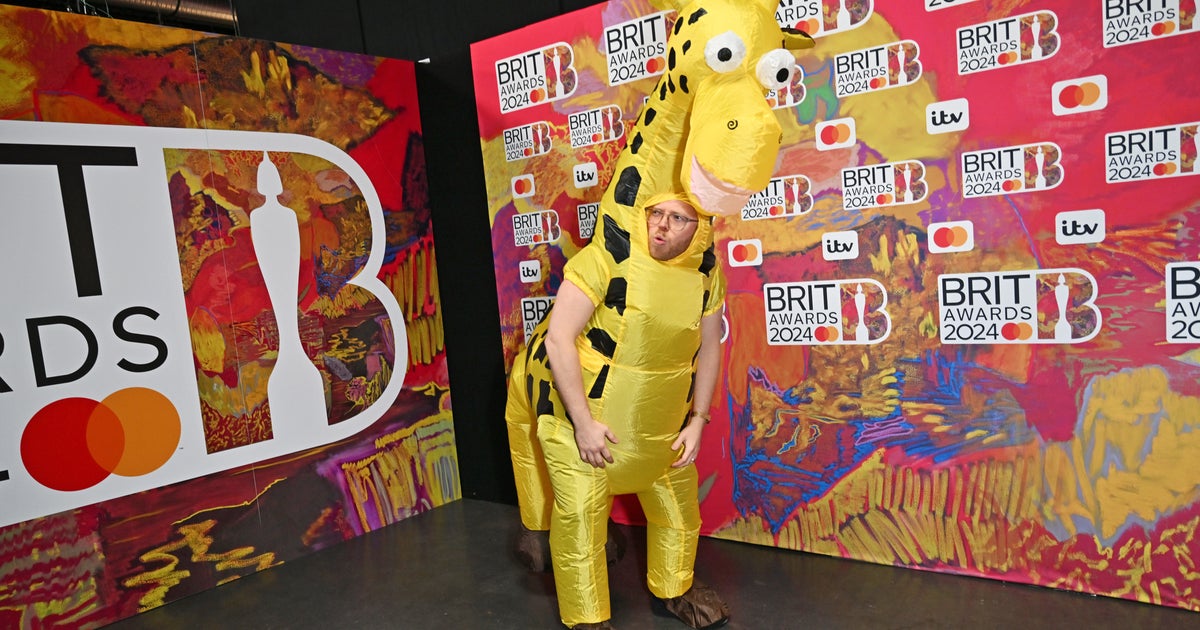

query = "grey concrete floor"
[106, 499, 1200, 629]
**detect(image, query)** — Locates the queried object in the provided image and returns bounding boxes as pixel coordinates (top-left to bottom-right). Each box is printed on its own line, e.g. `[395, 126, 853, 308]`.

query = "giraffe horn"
[646, 0, 688, 11]
[781, 27, 817, 50]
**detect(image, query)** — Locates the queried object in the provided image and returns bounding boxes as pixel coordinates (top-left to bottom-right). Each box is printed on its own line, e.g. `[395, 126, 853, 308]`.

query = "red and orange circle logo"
[21, 387, 180, 491]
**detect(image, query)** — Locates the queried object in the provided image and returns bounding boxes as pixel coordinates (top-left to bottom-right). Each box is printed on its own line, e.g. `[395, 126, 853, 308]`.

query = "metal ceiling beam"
[98, 0, 237, 30]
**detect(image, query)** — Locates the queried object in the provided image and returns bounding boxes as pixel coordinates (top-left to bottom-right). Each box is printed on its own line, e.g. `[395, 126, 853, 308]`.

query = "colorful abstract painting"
[472, 0, 1200, 611]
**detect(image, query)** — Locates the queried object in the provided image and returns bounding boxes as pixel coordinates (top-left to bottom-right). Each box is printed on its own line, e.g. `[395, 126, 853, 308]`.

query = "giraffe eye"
[757, 49, 797, 91]
[705, 31, 746, 73]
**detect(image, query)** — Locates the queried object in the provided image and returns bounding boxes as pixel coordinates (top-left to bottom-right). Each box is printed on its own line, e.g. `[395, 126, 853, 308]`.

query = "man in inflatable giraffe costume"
[505, 1, 813, 628]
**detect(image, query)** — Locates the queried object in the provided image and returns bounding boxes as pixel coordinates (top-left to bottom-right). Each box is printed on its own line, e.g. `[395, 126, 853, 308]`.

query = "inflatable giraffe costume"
[505, 1, 813, 627]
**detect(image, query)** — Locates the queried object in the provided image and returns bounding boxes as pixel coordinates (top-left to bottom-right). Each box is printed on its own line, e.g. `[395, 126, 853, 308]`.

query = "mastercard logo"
[1151, 21, 1177, 36]
[1051, 75, 1108, 116]
[997, 51, 1019, 65]
[530, 88, 546, 103]
[728, 238, 763, 267]
[928, 220, 974, 254]
[813, 325, 840, 342]
[816, 117, 856, 151]
[20, 388, 181, 492]
[645, 57, 665, 73]
[512, 174, 536, 198]
[795, 18, 821, 35]
[1153, 162, 1178, 176]
[1000, 321, 1035, 341]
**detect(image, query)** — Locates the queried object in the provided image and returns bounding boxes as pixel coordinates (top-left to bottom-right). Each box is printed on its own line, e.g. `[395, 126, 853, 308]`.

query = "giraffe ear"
[781, 27, 817, 50]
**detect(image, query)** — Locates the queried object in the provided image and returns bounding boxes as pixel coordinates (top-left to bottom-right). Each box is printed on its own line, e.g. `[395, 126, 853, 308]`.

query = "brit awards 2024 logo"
[1106, 121, 1199, 182]
[495, 42, 577, 114]
[834, 40, 921, 97]
[503, 121, 553, 162]
[512, 210, 561, 246]
[1166, 262, 1200, 343]
[925, 0, 980, 11]
[841, 160, 928, 210]
[775, 0, 873, 38]
[763, 278, 892, 346]
[0, 120, 407, 527]
[741, 175, 813, 220]
[521, 296, 555, 342]
[605, 10, 674, 86]
[957, 11, 1059, 74]
[577, 203, 599, 239]
[569, 105, 624, 149]
[1104, 0, 1197, 47]
[960, 142, 1063, 198]
[937, 269, 1101, 344]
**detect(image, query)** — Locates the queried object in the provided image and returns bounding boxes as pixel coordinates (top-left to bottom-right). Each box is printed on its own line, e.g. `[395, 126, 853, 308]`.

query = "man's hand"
[575, 418, 619, 468]
[670, 420, 705, 468]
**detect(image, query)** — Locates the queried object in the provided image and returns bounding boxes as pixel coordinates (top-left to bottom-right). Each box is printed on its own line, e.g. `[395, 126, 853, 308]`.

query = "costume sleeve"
[703, 260, 726, 318]
[562, 243, 611, 307]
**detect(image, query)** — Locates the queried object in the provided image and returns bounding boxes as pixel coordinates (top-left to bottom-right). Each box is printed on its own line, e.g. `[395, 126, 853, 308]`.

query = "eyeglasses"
[645, 207, 700, 232]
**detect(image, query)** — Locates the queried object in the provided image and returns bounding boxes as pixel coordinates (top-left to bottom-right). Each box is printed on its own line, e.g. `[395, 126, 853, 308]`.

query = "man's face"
[646, 199, 699, 261]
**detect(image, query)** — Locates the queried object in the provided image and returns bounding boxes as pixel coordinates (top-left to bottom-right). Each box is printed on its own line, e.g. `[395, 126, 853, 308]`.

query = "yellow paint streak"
[385, 238, 446, 367]
[123, 520, 277, 611]
[343, 414, 460, 531]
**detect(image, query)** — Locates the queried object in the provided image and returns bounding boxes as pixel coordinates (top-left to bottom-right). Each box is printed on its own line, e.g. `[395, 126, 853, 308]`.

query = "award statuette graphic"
[1054, 273, 1072, 341]
[836, 0, 852, 30]
[550, 47, 563, 98]
[854, 283, 869, 342]
[0, 119, 407, 527]
[250, 153, 328, 431]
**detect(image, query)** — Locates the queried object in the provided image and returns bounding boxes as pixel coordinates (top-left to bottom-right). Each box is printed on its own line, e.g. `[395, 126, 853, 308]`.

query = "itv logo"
[927, 98, 970, 134]
[1055, 209, 1105, 245]
[519, 260, 542, 283]
[822, 231, 859, 261]
[573, 162, 599, 188]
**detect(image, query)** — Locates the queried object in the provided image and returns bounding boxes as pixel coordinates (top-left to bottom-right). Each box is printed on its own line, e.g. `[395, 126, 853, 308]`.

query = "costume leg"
[538, 415, 613, 627]
[637, 462, 699, 599]
[505, 350, 552, 531]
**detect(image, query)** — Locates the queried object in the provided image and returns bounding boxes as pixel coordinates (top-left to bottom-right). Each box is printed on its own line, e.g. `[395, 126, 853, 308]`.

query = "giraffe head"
[647, 0, 814, 217]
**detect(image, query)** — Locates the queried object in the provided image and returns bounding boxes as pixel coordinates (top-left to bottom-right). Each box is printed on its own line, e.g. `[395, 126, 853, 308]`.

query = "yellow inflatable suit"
[505, 1, 813, 627]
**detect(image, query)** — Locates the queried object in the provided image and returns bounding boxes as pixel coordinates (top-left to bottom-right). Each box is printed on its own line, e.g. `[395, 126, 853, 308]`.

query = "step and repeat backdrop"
[472, 0, 1200, 611]
[0, 6, 457, 627]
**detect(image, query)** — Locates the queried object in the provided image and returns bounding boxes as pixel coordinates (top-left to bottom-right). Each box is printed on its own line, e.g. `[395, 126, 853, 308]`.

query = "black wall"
[233, 0, 601, 504]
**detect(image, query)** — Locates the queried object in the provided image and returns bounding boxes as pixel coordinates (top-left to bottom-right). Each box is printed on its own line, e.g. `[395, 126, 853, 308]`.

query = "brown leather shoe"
[605, 520, 627, 566]
[569, 622, 613, 630]
[514, 523, 551, 572]
[660, 580, 730, 629]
